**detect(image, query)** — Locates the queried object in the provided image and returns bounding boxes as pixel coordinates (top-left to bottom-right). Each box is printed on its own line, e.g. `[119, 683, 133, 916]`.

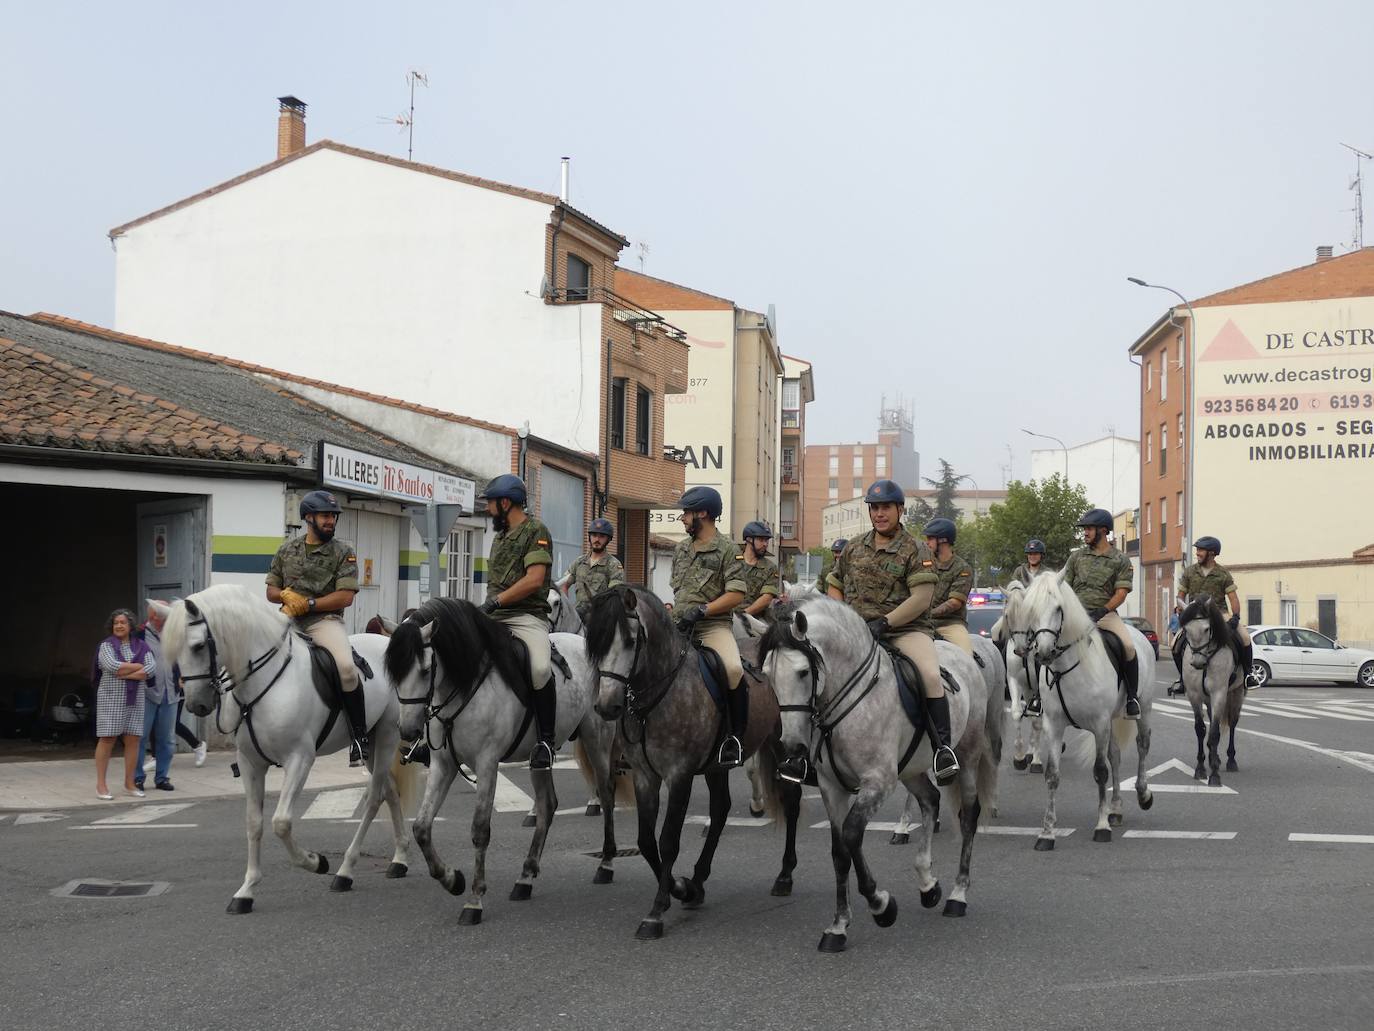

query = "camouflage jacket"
[930, 554, 974, 627]
[1178, 562, 1236, 609]
[737, 556, 780, 609]
[266, 535, 358, 628]
[1062, 545, 1133, 610]
[670, 532, 748, 628]
[487, 517, 553, 620]
[827, 527, 938, 630]
[1010, 561, 1055, 586]
[566, 553, 626, 619]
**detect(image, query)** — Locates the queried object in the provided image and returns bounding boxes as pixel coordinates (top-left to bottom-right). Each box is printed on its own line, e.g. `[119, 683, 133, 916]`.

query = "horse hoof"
[509, 882, 533, 902]
[329, 875, 353, 893]
[522, 813, 537, 828]
[942, 899, 967, 918]
[817, 932, 847, 953]
[919, 882, 943, 909]
[1139, 791, 1154, 811]
[635, 919, 664, 941]
[1108, 812, 1123, 827]
[1012, 755, 1030, 771]
[872, 895, 899, 928]
[585, 802, 601, 817]
[457, 906, 482, 926]
[889, 831, 909, 846]
[226, 897, 253, 915]
[1194, 767, 1206, 781]
[314, 854, 330, 875]
[1092, 828, 1112, 843]
[1029, 762, 1044, 774]
[933, 818, 941, 834]
[385, 862, 408, 879]
[770, 876, 792, 897]
[592, 867, 614, 885]
[679, 878, 705, 909]
[1034, 837, 1055, 852]
[1226, 759, 1239, 773]
[444, 871, 467, 896]
[1207, 773, 1222, 788]
[750, 804, 765, 818]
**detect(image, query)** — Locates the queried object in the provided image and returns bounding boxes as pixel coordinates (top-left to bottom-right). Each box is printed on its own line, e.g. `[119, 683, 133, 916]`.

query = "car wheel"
[1250, 660, 1271, 688]
[1358, 661, 1374, 689]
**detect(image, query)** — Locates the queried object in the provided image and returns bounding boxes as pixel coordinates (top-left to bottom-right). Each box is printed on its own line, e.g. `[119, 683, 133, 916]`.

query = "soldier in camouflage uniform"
[669, 486, 749, 767]
[478, 475, 558, 770]
[827, 480, 960, 784]
[1010, 538, 1052, 586]
[1171, 536, 1256, 690]
[266, 490, 369, 766]
[1062, 508, 1141, 719]
[558, 517, 626, 624]
[737, 521, 780, 618]
[922, 517, 974, 656]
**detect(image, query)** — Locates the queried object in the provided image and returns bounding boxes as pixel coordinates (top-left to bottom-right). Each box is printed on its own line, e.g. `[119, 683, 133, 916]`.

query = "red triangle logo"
[1199, 319, 1259, 362]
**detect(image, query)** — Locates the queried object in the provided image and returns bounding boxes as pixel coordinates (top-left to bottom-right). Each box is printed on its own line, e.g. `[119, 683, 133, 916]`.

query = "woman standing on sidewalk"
[93, 609, 155, 800]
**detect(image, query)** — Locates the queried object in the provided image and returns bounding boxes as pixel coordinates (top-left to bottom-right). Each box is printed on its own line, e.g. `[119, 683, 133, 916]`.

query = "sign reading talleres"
[1192, 298, 1374, 563]
[318, 442, 475, 511]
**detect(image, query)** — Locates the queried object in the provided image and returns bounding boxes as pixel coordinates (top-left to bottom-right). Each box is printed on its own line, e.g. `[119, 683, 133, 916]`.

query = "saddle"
[503, 637, 573, 708]
[879, 642, 959, 734]
[300, 636, 375, 743]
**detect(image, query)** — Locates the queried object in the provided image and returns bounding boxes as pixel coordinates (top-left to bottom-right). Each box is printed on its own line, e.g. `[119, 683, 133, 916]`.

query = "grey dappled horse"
[161, 587, 410, 913]
[1179, 598, 1246, 786]
[1005, 574, 1156, 850]
[548, 587, 584, 634]
[586, 586, 800, 941]
[761, 594, 1000, 952]
[384, 598, 620, 925]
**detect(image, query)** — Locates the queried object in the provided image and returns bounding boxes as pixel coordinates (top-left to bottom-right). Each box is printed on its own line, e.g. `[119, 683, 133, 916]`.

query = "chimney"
[277, 96, 307, 160]
[560, 156, 570, 203]
[1316, 245, 1334, 262]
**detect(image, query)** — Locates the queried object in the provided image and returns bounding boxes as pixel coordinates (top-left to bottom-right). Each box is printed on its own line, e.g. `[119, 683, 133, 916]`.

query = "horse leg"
[771, 778, 801, 897]
[1191, 700, 1207, 780]
[1206, 715, 1225, 788]
[1091, 729, 1112, 843]
[636, 775, 692, 940]
[1029, 715, 1045, 773]
[227, 758, 267, 914]
[459, 756, 499, 925]
[633, 768, 664, 881]
[578, 717, 618, 884]
[1135, 712, 1154, 811]
[904, 774, 942, 906]
[511, 750, 559, 902]
[270, 752, 328, 875]
[1107, 732, 1124, 827]
[679, 768, 730, 907]
[1227, 703, 1240, 772]
[944, 766, 982, 917]
[332, 744, 390, 891]
[818, 779, 854, 952]
[413, 750, 464, 897]
[1035, 722, 1064, 851]
[841, 783, 899, 930]
[747, 755, 766, 818]
[1011, 712, 1030, 770]
[889, 793, 917, 845]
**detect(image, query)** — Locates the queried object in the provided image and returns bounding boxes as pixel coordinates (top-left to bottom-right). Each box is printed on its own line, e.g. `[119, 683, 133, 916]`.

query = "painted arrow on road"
[1121, 758, 1237, 795]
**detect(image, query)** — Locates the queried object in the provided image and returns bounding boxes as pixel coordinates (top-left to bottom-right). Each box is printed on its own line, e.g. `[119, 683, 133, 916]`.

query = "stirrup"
[1023, 695, 1042, 718]
[932, 746, 960, 786]
[777, 755, 808, 784]
[716, 735, 743, 769]
[1123, 697, 1142, 720]
[529, 740, 555, 771]
[348, 737, 369, 767]
[1167, 680, 1185, 697]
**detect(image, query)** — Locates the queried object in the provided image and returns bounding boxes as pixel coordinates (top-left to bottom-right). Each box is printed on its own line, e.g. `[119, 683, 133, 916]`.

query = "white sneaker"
[194, 742, 208, 767]
[143, 757, 156, 772]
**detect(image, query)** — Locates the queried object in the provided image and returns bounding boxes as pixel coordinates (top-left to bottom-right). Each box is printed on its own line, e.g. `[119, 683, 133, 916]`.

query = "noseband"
[179, 614, 294, 765]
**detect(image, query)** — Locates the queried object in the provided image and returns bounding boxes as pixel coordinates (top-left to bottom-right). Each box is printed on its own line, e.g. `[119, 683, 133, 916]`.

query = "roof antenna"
[379, 70, 429, 160]
[635, 240, 650, 272]
[1340, 142, 1372, 250]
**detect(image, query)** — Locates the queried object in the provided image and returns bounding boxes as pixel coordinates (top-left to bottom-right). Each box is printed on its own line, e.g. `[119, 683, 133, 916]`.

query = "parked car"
[967, 605, 1003, 639]
[1247, 625, 1374, 688]
[1123, 616, 1160, 659]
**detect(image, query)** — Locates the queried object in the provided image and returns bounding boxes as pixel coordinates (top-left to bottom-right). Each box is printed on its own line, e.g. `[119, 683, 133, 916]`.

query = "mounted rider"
[557, 517, 626, 624]
[737, 521, 781, 618]
[827, 480, 960, 785]
[478, 475, 558, 771]
[668, 486, 750, 767]
[922, 518, 974, 656]
[1062, 507, 1141, 719]
[265, 490, 368, 766]
[1010, 538, 1053, 585]
[1171, 536, 1256, 692]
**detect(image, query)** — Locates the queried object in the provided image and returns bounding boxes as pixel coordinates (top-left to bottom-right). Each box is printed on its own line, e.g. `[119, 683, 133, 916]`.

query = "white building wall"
[1029, 435, 1140, 515]
[113, 148, 603, 454]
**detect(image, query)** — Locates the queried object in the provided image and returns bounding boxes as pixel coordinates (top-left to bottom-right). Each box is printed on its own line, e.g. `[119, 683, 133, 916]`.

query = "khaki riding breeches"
[1234, 624, 1252, 648]
[492, 611, 552, 688]
[890, 629, 944, 698]
[694, 622, 744, 689]
[303, 617, 359, 693]
[934, 622, 974, 656]
[1096, 610, 1137, 662]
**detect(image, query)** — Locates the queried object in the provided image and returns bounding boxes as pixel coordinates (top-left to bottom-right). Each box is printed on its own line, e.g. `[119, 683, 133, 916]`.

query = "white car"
[1247, 625, 1374, 688]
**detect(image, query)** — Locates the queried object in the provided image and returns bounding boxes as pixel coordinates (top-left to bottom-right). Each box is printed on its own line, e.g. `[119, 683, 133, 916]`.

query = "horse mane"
[1025, 570, 1096, 641]
[1180, 597, 1228, 643]
[757, 592, 859, 673]
[164, 583, 289, 678]
[585, 586, 676, 667]
[385, 597, 529, 697]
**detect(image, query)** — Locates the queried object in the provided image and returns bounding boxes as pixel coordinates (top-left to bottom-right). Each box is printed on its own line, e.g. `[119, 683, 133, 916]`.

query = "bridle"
[180, 614, 295, 765]
[1027, 603, 1101, 730]
[391, 623, 497, 758]
[594, 610, 691, 779]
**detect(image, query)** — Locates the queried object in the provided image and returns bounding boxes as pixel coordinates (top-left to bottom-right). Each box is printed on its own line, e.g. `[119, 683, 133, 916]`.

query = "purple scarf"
[103, 635, 152, 706]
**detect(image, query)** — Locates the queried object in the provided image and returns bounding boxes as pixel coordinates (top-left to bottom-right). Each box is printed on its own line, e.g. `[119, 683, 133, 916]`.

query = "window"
[851, 454, 862, 475]
[1294, 628, 1334, 650]
[1176, 492, 1183, 524]
[1160, 424, 1167, 475]
[1280, 598, 1297, 625]
[782, 446, 797, 484]
[1247, 600, 1263, 626]
[1159, 497, 1167, 549]
[853, 477, 863, 495]
[566, 254, 591, 301]
[635, 385, 651, 455]
[444, 528, 475, 600]
[1145, 503, 1152, 533]
[782, 378, 800, 410]
[875, 453, 887, 476]
[1160, 348, 1168, 400]
[828, 455, 839, 475]
[610, 377, 626, 449]
[1145, 361, 1152, 392]
[1317, 598, 1337, 639]
[616, 509, 629, 565]
[828, 477, 838, 490]
[1145, 431, 1152, 462]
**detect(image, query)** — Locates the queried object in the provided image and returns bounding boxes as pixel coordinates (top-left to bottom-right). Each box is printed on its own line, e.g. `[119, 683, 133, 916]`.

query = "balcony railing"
[781, 409, 800, 429]
[780, 520, 797, 539]
[781, 466, 799, 485]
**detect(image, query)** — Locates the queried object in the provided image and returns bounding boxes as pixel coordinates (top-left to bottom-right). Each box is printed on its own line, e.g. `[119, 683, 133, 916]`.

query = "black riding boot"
[1240, 642, 1257, 689]
[1123, 657, 1142, 719]
[1169, 636, 1186, 695]
[342, 688, 370, 768]
[529, 679, 557, 771]
[927, 694, 960, 785]
[717, 682, 747, 768]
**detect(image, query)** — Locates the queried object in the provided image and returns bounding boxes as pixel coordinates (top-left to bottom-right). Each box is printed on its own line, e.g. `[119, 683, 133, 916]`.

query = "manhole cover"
[52, 879, 170, 899]
[583, 847, 640, 858]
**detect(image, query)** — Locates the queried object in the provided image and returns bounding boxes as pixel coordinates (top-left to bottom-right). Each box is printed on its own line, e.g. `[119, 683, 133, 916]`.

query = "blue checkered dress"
[95, 640, 152, 737]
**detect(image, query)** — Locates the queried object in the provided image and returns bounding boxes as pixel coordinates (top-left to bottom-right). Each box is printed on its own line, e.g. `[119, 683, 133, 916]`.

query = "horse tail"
[391, 748, 421, 816]
[1112, 716, 1136, 752]
[753, 742, 786, 824]
[573, 736, 635, 809]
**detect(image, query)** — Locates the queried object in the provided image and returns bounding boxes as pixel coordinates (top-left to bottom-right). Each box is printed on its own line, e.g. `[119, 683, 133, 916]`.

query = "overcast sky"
[5, 1, 1372, 492]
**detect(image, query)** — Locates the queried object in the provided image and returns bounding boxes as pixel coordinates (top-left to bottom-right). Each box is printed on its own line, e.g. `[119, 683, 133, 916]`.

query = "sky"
[4, 1, 1373, 491]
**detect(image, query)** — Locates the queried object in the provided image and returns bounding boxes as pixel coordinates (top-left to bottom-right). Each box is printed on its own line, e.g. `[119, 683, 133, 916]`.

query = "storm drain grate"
[584, 847, 640, 858]
[52, 879, 170, 899]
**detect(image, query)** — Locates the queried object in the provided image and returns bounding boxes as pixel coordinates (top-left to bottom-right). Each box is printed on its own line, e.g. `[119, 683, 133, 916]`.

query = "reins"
[182, 616, 297, 767]
[597, 613, 692, 782]
[1028, 606, 1100, 730]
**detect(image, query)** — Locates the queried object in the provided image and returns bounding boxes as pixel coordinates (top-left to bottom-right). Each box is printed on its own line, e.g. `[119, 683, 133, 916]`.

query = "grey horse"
[1178, 598, 1246, 786]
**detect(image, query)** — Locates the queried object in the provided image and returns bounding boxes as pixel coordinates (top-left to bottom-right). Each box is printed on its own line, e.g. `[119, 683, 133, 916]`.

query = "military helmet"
[1194, 535, 1221, 555]
[864, 479, 905, 506]
[299, 490, 342, 519]
[923, 517, 957, 544]
[588, 517, 615, 540]
[477, 474, 527, 506]
[679, 485, 723, 519]
[1024, 538, 1047, 555]
[1075, 507, 1114, 530]
[831, 538, 848, 554]
[741, 520, 772, 540]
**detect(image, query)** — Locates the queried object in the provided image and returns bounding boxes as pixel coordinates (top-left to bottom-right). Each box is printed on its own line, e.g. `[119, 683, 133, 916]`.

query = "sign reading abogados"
[1192, 298, 1374, 563]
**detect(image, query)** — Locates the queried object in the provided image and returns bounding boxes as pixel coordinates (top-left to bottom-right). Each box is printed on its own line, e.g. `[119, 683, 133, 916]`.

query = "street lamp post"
[1021, 428, 1069, 484]
[1127, 277, 1198, 556]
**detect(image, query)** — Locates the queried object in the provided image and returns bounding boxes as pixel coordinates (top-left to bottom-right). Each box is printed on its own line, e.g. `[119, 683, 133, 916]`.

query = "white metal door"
[335, 509, 401, 633]
[137, 497, 207, 604]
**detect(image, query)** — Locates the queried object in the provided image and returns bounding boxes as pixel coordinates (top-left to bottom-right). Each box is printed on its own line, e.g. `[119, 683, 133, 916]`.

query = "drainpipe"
[599, 336, 612, 516]
[548, 205, 567, 302]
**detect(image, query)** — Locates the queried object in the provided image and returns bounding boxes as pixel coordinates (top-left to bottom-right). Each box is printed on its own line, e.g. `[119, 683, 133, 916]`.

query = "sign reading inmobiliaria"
[317, 442, 475, 512]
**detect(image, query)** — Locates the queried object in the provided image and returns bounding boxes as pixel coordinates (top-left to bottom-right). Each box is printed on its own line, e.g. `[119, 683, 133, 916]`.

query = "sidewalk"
[0, 749, 373, 812]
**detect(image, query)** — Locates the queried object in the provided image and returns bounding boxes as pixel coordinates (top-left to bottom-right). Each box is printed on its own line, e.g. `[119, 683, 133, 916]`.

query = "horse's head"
[1025, 573, 1092, 664]
[585, 586, 644, 719]
[162, 596, 218, 718]
[384, 616, 436, 740]
[759, 600, 827, 778]
[1002, 581, 1033, 658]
[1181, 599, 1225, 669]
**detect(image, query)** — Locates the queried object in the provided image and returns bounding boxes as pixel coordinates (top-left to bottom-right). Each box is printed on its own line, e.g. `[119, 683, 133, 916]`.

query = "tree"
[922, 458, 963, 522]
[972, 474, 1091, 582]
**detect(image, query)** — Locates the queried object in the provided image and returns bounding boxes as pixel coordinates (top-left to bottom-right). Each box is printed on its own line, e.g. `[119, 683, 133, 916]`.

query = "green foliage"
[921, 458, 963, 522]
[973, 474, 1090, 582]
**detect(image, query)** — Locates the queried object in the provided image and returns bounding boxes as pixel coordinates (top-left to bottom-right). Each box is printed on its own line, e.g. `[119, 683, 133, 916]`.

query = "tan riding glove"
[279, 589, 311, 618]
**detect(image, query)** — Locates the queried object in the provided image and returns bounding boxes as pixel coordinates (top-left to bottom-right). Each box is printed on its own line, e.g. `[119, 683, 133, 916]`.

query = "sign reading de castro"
[317, 442, 475, 511]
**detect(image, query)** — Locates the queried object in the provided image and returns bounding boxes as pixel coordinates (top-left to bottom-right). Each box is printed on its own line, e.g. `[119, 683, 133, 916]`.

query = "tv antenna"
[379, 70, 429, 160]
[1340, 142, 1373, 250]
[635, 240, 650, 272]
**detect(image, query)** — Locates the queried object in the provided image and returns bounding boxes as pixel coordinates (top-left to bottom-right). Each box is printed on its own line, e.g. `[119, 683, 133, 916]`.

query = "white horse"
[1007, 574, 1156, 849]
[1002, 583, 1046, 772]
[732, 609, 776, 819]
[161, 587, 409, 913]
[384, 598, 621, 925]
[761, 594, 999, 952]
[1178, 598, 1246, 786]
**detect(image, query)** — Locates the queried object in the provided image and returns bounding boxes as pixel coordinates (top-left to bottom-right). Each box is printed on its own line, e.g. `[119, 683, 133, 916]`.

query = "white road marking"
[1057, 963, 1374, 991]
[685, 815, 773, 828]
[1121, 758, 1237, 794]
[13, 813, 67, 826]
[1288, 832, 1374, 844]
[302, 786, 367, 820]
[1150, 710, 1374, 775]
[1241, 702, 1317, 720]
[1309, 703, 1374, 721]
[89, 803, 195, 825]
[76, 824, 199, 830]
[978, 825, 1076, 838]
[808, 820, 912, 832]
[1123, 830, 1236, 840]
[466, 771, 535, 813]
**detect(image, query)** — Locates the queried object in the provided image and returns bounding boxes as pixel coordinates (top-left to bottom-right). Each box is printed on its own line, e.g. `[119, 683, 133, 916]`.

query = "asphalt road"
[4, 671, 1373, 1031]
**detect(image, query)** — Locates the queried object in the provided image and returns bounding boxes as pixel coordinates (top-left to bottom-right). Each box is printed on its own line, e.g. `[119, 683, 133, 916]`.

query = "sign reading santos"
[318, 442, 475, 511]
[1192, 298, 1374, 564]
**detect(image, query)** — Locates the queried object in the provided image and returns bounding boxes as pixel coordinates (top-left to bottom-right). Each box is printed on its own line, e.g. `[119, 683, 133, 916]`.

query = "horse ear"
[380, 616, 399, 634]
[792, 610, 809, 639]
[147, 598, 171, 620]
[420, 621, 435, 644]
[622, 587, 638, 613]
[185, 598, 200, 618]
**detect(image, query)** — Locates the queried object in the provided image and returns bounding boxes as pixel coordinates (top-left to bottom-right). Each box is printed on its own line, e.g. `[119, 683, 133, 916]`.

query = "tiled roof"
[1192, 247, 1374, 307]
[615, 268, 735, 311]
[0, 337, 300, 464]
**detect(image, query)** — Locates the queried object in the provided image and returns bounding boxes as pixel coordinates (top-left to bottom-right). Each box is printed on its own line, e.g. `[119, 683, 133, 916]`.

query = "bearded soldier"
[922, 517, 974, 656]
[558, 517, 626, 624]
